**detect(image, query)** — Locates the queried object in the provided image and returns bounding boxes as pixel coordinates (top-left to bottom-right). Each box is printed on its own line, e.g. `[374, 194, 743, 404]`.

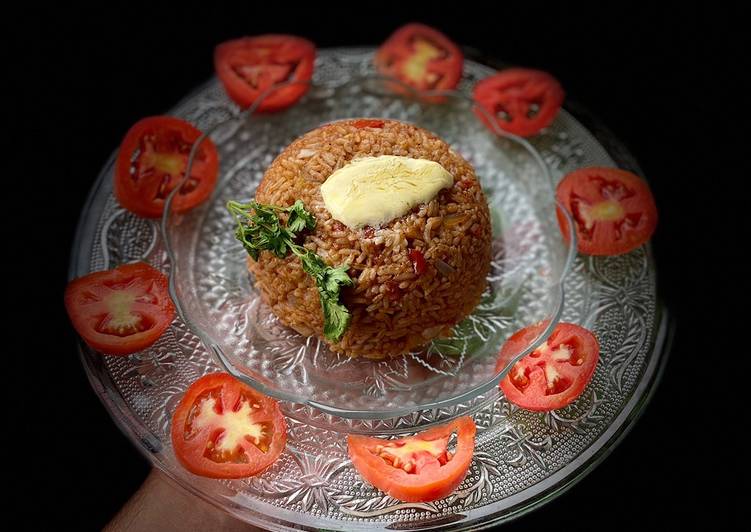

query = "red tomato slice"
[473, 68, 564, 137]
[115, 116, 219, 218]
[497, 322, 599, 411]
[348, 416, 476, 502]
[171, 373, 287, 479]
[64, 262, 175, 355]
[214, 35, 315, 111]
[556, 167, 658, 256]
[375, 23, 463, 92]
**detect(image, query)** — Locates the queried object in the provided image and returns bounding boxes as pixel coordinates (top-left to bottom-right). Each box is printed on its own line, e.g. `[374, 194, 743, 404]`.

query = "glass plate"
[70, 48, 667, 530]
[162, 75, 576, 418]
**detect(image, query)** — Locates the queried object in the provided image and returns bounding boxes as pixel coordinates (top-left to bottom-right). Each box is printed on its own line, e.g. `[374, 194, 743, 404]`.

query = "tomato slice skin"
[171, 373, 287, 479]
[498, 322, 599, 411]
[375, 23, 463, 92]
[114, 116, 219, 218]
[214, 35, 315, 111]
[64, 262, 175, 355]
[556, 167, 658, 256]
[348, 416, 476, 502]
[473, 68, 564, 137]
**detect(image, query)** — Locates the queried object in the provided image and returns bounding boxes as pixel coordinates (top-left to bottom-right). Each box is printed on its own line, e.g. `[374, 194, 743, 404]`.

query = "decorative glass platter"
[70, 48, 670, 530]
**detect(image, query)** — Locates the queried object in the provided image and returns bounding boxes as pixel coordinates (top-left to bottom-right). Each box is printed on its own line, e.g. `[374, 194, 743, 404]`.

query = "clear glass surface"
[69, 48, 665, 530]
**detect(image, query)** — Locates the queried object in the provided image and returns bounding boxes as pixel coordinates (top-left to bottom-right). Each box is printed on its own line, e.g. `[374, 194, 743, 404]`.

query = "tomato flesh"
[408, 249, 427, 275]
[402, 38, 445, 85]
[214, 35, 315, 111]
[473, 68, 564, 137]
[375, 23, 463, 92]
[352, 119, 385, 129]
[556, 167, 658, 256]
[374, 434, 450, 473]
[171, 373, 287, 479]
[498, 322, 599, 411]
[348, 416, 475, 502]
[64, 262, 175, 355]
[115, 116, 219, 218]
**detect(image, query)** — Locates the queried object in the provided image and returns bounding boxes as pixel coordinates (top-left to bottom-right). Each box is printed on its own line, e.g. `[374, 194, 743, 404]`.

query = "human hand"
[105, 469, 263, 531]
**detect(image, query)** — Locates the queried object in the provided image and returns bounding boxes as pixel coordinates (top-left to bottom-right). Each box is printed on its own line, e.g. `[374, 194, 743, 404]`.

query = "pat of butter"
[320, 155, 453, 229]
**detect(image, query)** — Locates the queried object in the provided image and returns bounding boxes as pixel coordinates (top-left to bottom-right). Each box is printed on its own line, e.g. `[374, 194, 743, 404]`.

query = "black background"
[8, 4, 744, 530]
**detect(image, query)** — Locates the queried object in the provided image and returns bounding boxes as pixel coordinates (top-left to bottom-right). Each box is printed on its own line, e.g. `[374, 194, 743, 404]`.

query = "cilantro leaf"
[321, 264, 354, 294]
[286, 199, 317, 233]
[299, 252, 353, 341]
[227, 199, 352, 342]
[320, 294, 352, 342]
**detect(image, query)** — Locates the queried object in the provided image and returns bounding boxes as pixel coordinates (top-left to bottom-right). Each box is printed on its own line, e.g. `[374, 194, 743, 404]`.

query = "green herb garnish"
[227, 199, 353, 342]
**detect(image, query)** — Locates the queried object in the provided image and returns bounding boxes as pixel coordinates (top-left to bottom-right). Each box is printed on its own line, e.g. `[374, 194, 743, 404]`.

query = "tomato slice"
[556, 167, 658, 256]
[64, 262, 175, 355]
[473, 68, 564, 137]
[214, 35, 315, 111]
[348, 416, 475, 502]
[497, 322, 599, 411]
[171, 373, 287, 479]
[114, 116, 219, 218]
[375, 23, 463, 92]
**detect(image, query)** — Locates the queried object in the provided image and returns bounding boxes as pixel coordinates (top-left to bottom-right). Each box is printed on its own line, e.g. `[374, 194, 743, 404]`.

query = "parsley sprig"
[227, 200, 353, 342]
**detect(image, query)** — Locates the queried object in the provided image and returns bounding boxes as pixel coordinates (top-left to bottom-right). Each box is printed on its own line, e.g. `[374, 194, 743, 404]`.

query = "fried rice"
[249, 119, 492, 359]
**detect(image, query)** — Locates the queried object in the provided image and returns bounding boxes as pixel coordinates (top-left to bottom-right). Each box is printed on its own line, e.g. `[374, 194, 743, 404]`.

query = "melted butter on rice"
[320, 155, 453, 229]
